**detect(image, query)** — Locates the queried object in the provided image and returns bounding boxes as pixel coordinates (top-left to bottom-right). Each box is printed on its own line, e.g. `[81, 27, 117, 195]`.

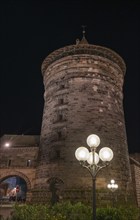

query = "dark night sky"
[0, 1, 140, 153]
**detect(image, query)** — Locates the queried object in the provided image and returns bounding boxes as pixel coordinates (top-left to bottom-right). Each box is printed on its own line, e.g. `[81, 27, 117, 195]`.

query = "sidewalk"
[0, 205, 14, 220]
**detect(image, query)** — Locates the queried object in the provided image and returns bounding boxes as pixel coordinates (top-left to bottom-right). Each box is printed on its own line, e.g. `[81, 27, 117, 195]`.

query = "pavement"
[0, 205, 14, 220]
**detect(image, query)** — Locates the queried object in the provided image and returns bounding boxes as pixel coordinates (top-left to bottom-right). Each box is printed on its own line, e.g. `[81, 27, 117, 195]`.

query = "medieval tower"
[34, 34, 133, 203]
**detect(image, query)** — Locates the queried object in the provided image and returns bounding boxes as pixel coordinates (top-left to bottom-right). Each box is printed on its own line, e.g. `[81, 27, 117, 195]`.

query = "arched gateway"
[0, 171, 31, 190]
[0, 170, 31, 202]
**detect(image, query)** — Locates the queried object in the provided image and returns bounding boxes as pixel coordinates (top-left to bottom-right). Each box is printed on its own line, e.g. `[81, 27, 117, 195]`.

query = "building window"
[7, 159, 11, 167]
[59, 98, 64, 105]
[56, 150, 60, 158]
[27, 159, 31, 167]
[58, 114, 63, 121]
[58, 131, 62, 139]
[60, 84, 65, 89]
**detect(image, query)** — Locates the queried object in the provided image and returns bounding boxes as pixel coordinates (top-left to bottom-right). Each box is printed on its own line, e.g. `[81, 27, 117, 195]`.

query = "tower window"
[60, 84, 65, 89]
[58, 114, 63, 121]
[59, 98, 64, 105]
[7, 159, 11, 167]
[27, 159, 31, 167]
[58, 131, 62, 139]
[56, 150, 60, 158]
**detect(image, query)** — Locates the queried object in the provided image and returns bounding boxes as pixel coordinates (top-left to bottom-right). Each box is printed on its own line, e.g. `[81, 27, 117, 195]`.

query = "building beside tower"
[0, 35, 139, 206]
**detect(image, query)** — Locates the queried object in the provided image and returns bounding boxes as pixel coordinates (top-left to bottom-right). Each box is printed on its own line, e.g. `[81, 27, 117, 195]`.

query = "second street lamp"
[107, 179, 118, 206]
[75, 134, 114, 220]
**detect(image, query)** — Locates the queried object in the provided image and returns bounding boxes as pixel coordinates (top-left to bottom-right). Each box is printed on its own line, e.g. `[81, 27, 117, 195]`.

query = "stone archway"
[0, 170, 32, 202]
[0, 170, 31, 191]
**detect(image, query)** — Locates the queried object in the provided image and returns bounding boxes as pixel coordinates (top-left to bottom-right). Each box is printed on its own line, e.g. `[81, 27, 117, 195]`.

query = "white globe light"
[111, 179, 115, 184]
[75, 147, 89, 161]
[86, 134, 100, 148]
[87, 152, 99, 165]
[107, 184, 111, 189]
[114, 184, 118, 189]
[99, 147, 113, 162]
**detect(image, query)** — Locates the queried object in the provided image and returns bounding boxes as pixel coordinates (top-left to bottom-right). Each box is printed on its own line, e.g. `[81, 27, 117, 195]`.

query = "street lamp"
[107, 179, 118, 192]
[75, 134, 113, 220]
[107, 179, 118, 206]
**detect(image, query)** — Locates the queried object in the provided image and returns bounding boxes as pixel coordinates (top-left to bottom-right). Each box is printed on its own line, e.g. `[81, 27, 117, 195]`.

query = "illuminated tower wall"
[34, 37, 134, 203]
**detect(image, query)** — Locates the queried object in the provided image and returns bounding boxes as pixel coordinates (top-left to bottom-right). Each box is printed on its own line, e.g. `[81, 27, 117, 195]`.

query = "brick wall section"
[0, 147, 39, 168]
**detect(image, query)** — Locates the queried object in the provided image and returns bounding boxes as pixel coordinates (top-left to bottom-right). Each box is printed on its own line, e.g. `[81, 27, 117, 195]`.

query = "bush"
[97, 207, 140, 220]
[9, 202, 140, 220]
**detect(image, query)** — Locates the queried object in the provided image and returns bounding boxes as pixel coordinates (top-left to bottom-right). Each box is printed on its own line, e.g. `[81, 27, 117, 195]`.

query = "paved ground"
[0, 205, 14, 220]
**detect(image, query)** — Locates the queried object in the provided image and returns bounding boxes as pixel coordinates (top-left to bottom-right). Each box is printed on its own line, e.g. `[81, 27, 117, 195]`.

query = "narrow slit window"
[58, 114, 63, 121]
[7, 159, 11, 167]
[59, 98, 64, 105]
[60, 84, 65, 89]
[27, 159, 31, 167]
[56, 150, 60, 158]
[58, 131, 62, 139]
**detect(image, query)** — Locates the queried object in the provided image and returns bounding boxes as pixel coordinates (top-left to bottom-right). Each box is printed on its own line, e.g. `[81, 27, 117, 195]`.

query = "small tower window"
[58, 131, 62, 139]
[56, 150, 60, 158]
[58, 114, 63, 121]
[60, 84, 65, 89]
[27, 159, 31, 167]
[59, 98, 64, 105]
[7, 159, 11, 167]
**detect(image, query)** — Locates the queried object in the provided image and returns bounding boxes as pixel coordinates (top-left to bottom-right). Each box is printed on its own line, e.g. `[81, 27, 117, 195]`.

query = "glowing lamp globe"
[99, 147, 113, 162]
[86, 134, 100, 148]
[114, 184, 118, 189]
[75, 147, 89, 161]
[87, 152, 99, 165]
[107, 184, 111, 189]
[111, 179, 115, 184]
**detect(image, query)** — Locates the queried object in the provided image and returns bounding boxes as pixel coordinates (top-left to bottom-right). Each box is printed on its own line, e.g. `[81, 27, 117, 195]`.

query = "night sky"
[1, 1, 140, 153]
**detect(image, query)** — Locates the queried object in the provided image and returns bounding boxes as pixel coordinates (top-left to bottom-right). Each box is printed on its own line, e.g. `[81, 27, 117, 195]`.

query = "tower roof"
[78, 36, 89, 45]
[41, 38, 126, 76]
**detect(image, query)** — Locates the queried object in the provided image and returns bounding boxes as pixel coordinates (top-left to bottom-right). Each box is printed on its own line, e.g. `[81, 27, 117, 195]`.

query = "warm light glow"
[75, 146, 89, 161]
[99, 147, 113, 162]
[86, 134, 100, 148]
[5, 142, 10, 147]
[87, 152, 99, 165]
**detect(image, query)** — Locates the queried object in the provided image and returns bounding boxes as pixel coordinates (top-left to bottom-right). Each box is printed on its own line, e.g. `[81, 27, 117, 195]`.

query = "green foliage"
[10, 204, 66, 220]
[8, 202, 140, 220]
[52, 201, 92, 220]
[97, 207, 140, 220]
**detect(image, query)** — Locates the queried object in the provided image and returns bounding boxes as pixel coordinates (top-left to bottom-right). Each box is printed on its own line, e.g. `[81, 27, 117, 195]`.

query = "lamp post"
[107, 179, 118, 206]
[75, 134, 114, 220]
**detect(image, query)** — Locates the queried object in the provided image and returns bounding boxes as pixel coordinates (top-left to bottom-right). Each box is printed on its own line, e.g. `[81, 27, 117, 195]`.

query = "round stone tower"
[34, 36, 134, 203]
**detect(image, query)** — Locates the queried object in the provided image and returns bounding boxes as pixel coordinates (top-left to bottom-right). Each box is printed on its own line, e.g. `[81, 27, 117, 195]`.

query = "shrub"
[9, 202, 140, 220]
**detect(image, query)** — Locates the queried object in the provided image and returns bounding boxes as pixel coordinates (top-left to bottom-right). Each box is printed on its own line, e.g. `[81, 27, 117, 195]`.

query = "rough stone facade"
[34, 37, 134, 203]
[0, 38, 139, 206]
[130, 153, 140, 207]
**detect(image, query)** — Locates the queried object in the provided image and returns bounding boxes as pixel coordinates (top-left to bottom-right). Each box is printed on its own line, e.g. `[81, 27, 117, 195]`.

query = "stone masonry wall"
[35, 44, 133, 204]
